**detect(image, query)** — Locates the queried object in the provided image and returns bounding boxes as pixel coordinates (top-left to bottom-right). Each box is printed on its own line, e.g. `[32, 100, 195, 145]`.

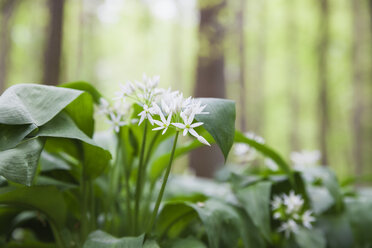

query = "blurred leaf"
[0, 207, 19, 234]
[149, 133, 213, 181]
[155, 202, 196, 239]
[307, 185, 334, 214]
[60, 81, 102, 104]
[195, 98, 236, 160]
[0, 138, 44, 186]
[39, 151, 71, 172]
[0, 123, 37, 151]
[143, 239, 160, 248]
[188, 199, 262, 248]
[345, 196, 372, 246]
[166, 237, 207, 248]
[0, 186, 67, 228]
[294, 227, 326, 248]
[0, 84, 82, 126]
[234, 131, 294, 184]
[235, 181, 272, 241]
[317, 214, 353, 248]
[35, 176, 77, 190]
[83, 230, 144, 248]
[6, 241, 57, 248]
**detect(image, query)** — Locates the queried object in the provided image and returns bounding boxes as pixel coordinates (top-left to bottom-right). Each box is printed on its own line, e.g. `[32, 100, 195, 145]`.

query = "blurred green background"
[0, 0, 371, 181]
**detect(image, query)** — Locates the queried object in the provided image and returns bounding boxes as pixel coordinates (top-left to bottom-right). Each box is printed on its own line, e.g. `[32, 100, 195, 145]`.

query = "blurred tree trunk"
[0, 0, 18, 94]
[171, 0, 183, 90]
[367, 0, 372, 176]
[190, 0, 226, 178]
[42, 0, 65, 85]
[317, 0, 329, 166]
[287, 0, 300, 151]
[237, 0, 247, 132]
[252, 0, 267, 134]
[352, 0, 367, 177]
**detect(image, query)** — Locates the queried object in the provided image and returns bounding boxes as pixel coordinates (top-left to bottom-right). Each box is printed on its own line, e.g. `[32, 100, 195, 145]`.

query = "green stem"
[134, 121, 148, 234]
[50, 222, 66, 248]
[147, 132, 179, 234]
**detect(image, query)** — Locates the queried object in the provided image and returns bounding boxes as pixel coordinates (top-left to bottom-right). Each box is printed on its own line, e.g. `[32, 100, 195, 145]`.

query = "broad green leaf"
[37, 113, 112, 179]
[0, 186, 67, 228]
[167, 238, 207, 248]
[0, 138, 44, 186]
[294, 227, 326, 248]
[194, 98, 236, 160]
[63, 92, 94, 137]
[60, 81, 102, 104]
[83, 230, 144, 248]
[36, 176, 77, 190]
[0, 123, 37, 151]
[188, 199, 254, 248]
[0, 207, 19, 233]
[0, 84, 82, 126]
[234, 131, 294, 184]
[235, 181, 272, 241]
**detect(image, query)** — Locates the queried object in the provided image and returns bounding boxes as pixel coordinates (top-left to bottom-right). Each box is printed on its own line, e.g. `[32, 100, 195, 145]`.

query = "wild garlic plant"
[98, 74, 211, 235]
[271, 191, 316, 238]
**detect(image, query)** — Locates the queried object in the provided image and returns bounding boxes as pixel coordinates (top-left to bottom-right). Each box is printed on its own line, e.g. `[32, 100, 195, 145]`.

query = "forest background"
[0, 0, 371, 182]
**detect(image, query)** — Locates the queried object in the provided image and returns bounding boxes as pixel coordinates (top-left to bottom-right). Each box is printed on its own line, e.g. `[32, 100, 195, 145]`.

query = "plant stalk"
[147, 132, 179, 234]
[134, 121, 148, 234]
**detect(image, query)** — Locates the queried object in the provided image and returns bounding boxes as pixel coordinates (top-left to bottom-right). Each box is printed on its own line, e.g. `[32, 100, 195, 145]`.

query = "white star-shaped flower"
[107, 112, 126, 133]
[153, 112, 172, 135]
[138, 104, 154, 125]
[302, 210, 315, 229]
[278, 219, 299, 238]
[283, 191, 304, 214]
[171, 112, 210, 146]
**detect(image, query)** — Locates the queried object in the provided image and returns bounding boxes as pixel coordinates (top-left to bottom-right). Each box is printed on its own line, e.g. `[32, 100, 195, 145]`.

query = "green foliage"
[195, 98, 236, 160]
[83, 231, 144, 248]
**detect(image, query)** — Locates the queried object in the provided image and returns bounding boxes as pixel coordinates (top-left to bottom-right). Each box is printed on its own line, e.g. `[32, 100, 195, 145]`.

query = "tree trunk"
[237, 0, 247, 132]
[317, 0, 329, 166]
[42, 0, 65, 85]
[287, 0, 300, 151]
[190, 0, 226, 178]
[0, 0, 18, 94]
[252, 0, 267, 134]
[352, 0, 366, 177]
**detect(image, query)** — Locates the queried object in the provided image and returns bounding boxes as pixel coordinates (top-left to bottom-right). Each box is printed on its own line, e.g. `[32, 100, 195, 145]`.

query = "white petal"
[183, 129, 188, 136]
[153, 126, 164, 131]
[153, 120, 163, 126]
[188, 128, 199, 138]
[190, 122, 203, 128]
[166, 112, 173, 125]
[147, 114, 154, 125]
[197, 135, 210, 146]
[138, 113, 145, 126]
[162, 127, 168, 135]
[172, 123, 185, 129]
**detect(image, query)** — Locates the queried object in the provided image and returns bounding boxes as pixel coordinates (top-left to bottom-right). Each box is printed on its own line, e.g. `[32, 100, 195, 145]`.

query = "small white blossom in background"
[290, 150, 321, 169]
[233, 132, 265, 163]
[265, 158, 279, 171]
[271, 191, 315, 238]
[97, 74, 211, 146]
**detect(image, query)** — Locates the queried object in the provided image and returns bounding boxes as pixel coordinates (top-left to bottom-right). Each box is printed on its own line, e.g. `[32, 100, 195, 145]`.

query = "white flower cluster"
[234, 132, 265, 163]
[290, 150, 321, 169]
[271, 191, 315, 238]
[98, 74, 210, 146]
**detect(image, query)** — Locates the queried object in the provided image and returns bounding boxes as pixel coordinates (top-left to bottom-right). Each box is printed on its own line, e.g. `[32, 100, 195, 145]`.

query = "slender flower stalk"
[147, 132, 179, 234]
[134, 121, 148, 234]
